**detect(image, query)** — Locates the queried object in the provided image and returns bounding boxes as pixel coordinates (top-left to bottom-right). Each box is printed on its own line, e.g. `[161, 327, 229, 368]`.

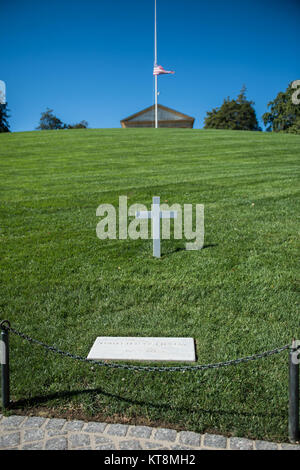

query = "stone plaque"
[87, 337, 196, 362]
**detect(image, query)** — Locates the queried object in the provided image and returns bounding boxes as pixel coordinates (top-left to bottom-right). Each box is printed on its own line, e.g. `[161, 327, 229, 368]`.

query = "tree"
[204, 86, 261, 131]
[67, 120, 88, 129]
[36, 108, 67, 130]
[285, 118, 300, 134]
[0, 103, 10, 133]
[262, 82, 300, 133]
[37, 109, 88, 130]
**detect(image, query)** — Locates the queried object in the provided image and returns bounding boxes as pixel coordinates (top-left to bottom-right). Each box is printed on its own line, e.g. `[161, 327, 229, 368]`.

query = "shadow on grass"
[162, 244, 218, 258]
[10, 385, 285, 419]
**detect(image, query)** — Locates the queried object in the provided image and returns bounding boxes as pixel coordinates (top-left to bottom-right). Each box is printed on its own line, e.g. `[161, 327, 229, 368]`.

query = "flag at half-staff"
[153, 65, 175, 76]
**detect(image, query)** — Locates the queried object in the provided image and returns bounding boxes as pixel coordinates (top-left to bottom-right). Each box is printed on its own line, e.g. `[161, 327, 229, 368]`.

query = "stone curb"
[0, 414, 299, 451]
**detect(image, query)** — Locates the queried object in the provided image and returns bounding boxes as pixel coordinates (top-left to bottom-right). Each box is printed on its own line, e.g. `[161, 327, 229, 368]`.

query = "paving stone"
[84, 422, 107, 433]
[255, 440, 279, 450]
[45, 437, 68, 450]
[22, 417, 46, 428]
[69, 433, 91, 448]
[128, 426, 153, 439]
[64, 420, 85, 432]
[0, 432, 20, 449]
[143, 441, 165, 449]
[0, 416, 26, 428]
[45, 418, 66, 430]
[154, 428, 177, 442]
[119, 439, 142, 450]
[106, 424, 129, 437]
[24, 428, 45, 442]
[46, 429, 68, 437]
[95, 436, 115, 445]
[172, 445, 197, 450]
[281, 443, 300, 450]
[96, 443, 116, 450]
[203, 433, 227, 449]
[22, 442, 44, 450]
[179, 431, 201, 448]
[230, 437, 254, 450]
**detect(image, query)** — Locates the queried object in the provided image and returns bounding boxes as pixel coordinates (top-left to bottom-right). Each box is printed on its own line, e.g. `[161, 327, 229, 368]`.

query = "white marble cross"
[0, 81, 6, 104]
[136, 196, 177, 258]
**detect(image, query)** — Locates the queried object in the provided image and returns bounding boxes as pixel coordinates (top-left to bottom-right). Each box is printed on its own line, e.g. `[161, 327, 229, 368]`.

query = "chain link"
[1, 322, 291, 373]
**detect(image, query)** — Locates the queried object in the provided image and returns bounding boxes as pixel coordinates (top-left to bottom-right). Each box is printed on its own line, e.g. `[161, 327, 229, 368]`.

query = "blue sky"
[1, 0, 299, 131]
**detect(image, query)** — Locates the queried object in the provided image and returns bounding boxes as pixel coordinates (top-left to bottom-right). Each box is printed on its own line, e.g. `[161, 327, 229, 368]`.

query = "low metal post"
[1, 322, 10, 409]
[289, 339, 299, 443]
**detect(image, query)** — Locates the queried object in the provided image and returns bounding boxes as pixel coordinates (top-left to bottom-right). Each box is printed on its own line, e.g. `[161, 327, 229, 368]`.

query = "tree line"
[203, 82, 300, 133]
[0, 81, 299, 133]
[0, 106, 88, 133]
[36, 108, 88, 130]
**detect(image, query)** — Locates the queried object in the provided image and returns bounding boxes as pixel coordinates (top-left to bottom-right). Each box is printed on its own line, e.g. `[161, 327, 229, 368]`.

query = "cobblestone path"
[0, 414, 299, 450]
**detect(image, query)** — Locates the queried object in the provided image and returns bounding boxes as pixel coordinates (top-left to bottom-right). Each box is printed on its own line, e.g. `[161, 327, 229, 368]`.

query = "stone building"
[121, 104, 195, 128]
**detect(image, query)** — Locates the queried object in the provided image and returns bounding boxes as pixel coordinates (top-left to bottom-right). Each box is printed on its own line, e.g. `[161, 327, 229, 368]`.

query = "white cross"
[136, 196, 177, 258]
[0, 80, 6, 105]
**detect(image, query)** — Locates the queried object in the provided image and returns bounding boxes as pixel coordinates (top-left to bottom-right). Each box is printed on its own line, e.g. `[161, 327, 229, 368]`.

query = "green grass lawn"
[0, 128, 299, 441]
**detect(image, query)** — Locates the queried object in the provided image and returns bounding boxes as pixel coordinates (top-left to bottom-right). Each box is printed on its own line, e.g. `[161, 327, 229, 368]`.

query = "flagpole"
[154, 0, 158, 128]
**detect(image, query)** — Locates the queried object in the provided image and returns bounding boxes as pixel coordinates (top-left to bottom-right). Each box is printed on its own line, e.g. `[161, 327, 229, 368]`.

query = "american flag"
[153, 65, 175, 76]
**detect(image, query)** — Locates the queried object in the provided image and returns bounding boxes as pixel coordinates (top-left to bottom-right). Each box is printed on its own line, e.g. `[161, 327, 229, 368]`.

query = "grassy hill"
[0, 128, 299, 441]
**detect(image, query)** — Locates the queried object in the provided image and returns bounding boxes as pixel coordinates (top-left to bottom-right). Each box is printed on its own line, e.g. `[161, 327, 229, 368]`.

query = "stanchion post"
[289, 339, 299, 443]
[1, 322, 10, 409]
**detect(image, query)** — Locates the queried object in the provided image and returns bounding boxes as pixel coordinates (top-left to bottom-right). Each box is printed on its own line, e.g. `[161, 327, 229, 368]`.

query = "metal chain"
[0, 322, 291, 373]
